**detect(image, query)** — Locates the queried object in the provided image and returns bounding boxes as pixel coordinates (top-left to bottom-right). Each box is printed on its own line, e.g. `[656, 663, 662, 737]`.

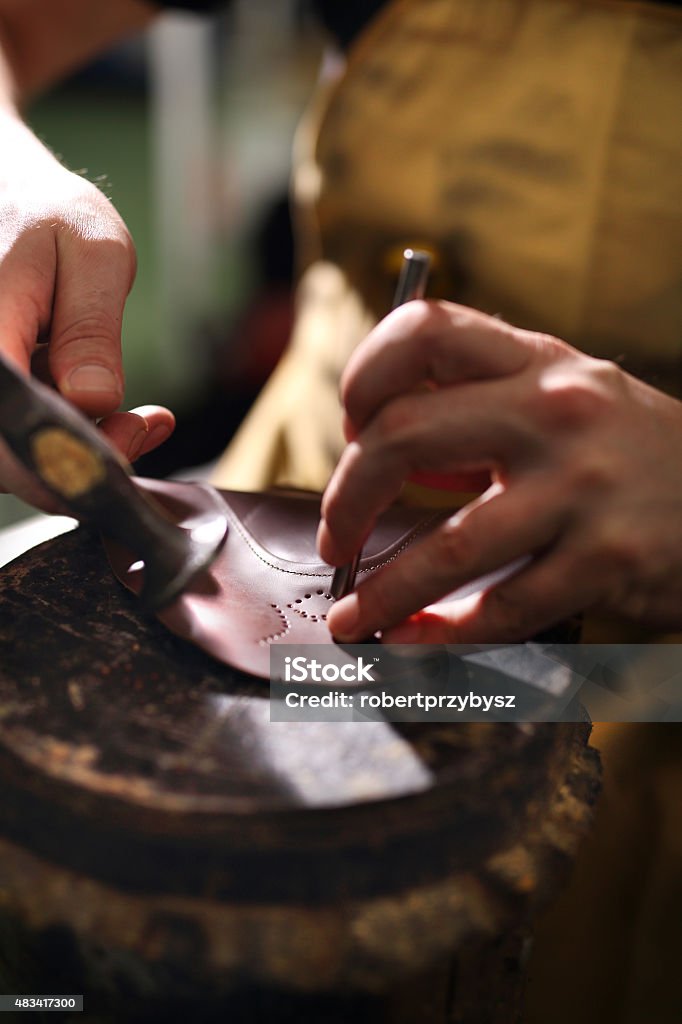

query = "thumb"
[49, 230, 135, 417]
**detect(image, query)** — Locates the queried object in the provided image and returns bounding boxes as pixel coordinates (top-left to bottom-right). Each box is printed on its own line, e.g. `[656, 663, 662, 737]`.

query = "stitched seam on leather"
[223, 501, 442, 577]
[223, 503, 333, 577]
[356, 514, 443, 575]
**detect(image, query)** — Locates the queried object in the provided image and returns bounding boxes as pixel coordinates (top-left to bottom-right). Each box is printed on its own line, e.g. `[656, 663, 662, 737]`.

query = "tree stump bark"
[0, 528, 601, 1022]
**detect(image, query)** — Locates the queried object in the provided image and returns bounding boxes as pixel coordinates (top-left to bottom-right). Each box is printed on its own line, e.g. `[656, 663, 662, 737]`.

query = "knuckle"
[54, 310, 122, 352]
[538, 377, 609, 430]
[432, 516, 478, 567]
[320, 476, 343, 528]
[56, 182, 136, 257]
[393, 298, 445, 339]
[523, 329, 566, 358]
[372, 397, 420, 451]
[565, 453, 617, 495]
[0, 177, 136, 292]
[588, 356, 627, 392]
[385, 299, 456, 363]
[593, 526, 647, 578]
[480, 586, 533, 637]
[63, 203, 131, 251]
[535, 358, 622, 432]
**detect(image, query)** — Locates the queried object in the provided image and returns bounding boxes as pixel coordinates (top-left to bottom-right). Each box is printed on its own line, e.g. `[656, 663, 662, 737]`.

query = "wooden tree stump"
[0, 528, 601, 1023]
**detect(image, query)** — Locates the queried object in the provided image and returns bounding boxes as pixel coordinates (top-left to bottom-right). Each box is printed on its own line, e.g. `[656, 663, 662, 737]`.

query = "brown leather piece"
[105, 479, 447, 678]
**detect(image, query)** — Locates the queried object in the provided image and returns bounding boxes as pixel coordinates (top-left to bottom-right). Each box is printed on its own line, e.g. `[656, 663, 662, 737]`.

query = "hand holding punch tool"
[330, 248, 431, 601]
[0, 354, 228, 610]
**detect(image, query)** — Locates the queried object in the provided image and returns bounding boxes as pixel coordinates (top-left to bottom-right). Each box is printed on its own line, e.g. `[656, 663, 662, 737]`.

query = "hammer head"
[0, 354, 228, 610]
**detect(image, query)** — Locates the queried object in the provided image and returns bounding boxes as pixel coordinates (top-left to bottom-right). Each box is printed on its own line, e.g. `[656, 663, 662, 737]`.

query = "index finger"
[341, 300, 540, 433]
[319, 380, 529, 566]
[325, 480, 563, 643]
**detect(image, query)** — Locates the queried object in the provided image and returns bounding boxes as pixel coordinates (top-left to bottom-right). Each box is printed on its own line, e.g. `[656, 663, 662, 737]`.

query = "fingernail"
[316, 520, 339, 565]
[327, 593, 360, 641]
[65, 364, 119, 394]
[127, 427, 149, 461]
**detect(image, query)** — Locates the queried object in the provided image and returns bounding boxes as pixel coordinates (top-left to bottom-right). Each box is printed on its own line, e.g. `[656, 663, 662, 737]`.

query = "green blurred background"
[0, 1, 323, 531]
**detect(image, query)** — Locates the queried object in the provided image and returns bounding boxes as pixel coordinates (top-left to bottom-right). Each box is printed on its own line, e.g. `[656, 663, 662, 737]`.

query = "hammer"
[0, 354, 228, 610]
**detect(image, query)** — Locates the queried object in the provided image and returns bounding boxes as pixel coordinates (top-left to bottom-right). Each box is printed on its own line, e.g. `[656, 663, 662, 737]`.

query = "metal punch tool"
[330, 247, 431, 601]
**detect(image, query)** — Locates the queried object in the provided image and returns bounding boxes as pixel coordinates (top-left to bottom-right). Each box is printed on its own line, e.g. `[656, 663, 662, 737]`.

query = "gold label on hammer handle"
[31, 427, 106, 498]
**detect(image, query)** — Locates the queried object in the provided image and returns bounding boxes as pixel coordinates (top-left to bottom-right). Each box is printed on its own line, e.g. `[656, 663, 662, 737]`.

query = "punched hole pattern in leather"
[260, 590, 337, 646]
[105, 480, 451, 679]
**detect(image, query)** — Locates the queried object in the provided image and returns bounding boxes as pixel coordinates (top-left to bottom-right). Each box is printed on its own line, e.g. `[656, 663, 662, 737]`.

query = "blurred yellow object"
[214, 0, 682, 494]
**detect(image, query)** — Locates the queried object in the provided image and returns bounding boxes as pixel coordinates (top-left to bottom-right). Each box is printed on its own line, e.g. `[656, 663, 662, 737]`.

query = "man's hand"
[0, 117, 174, 509]
[318, 301, 682, 643]
[0, 0, 169, 510]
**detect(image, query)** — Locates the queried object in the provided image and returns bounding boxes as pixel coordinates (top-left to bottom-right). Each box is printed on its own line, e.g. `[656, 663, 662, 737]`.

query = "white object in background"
[0, 516, 77, 570]
[0, 458, 216, 570]
[148, 13, 218, 401]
